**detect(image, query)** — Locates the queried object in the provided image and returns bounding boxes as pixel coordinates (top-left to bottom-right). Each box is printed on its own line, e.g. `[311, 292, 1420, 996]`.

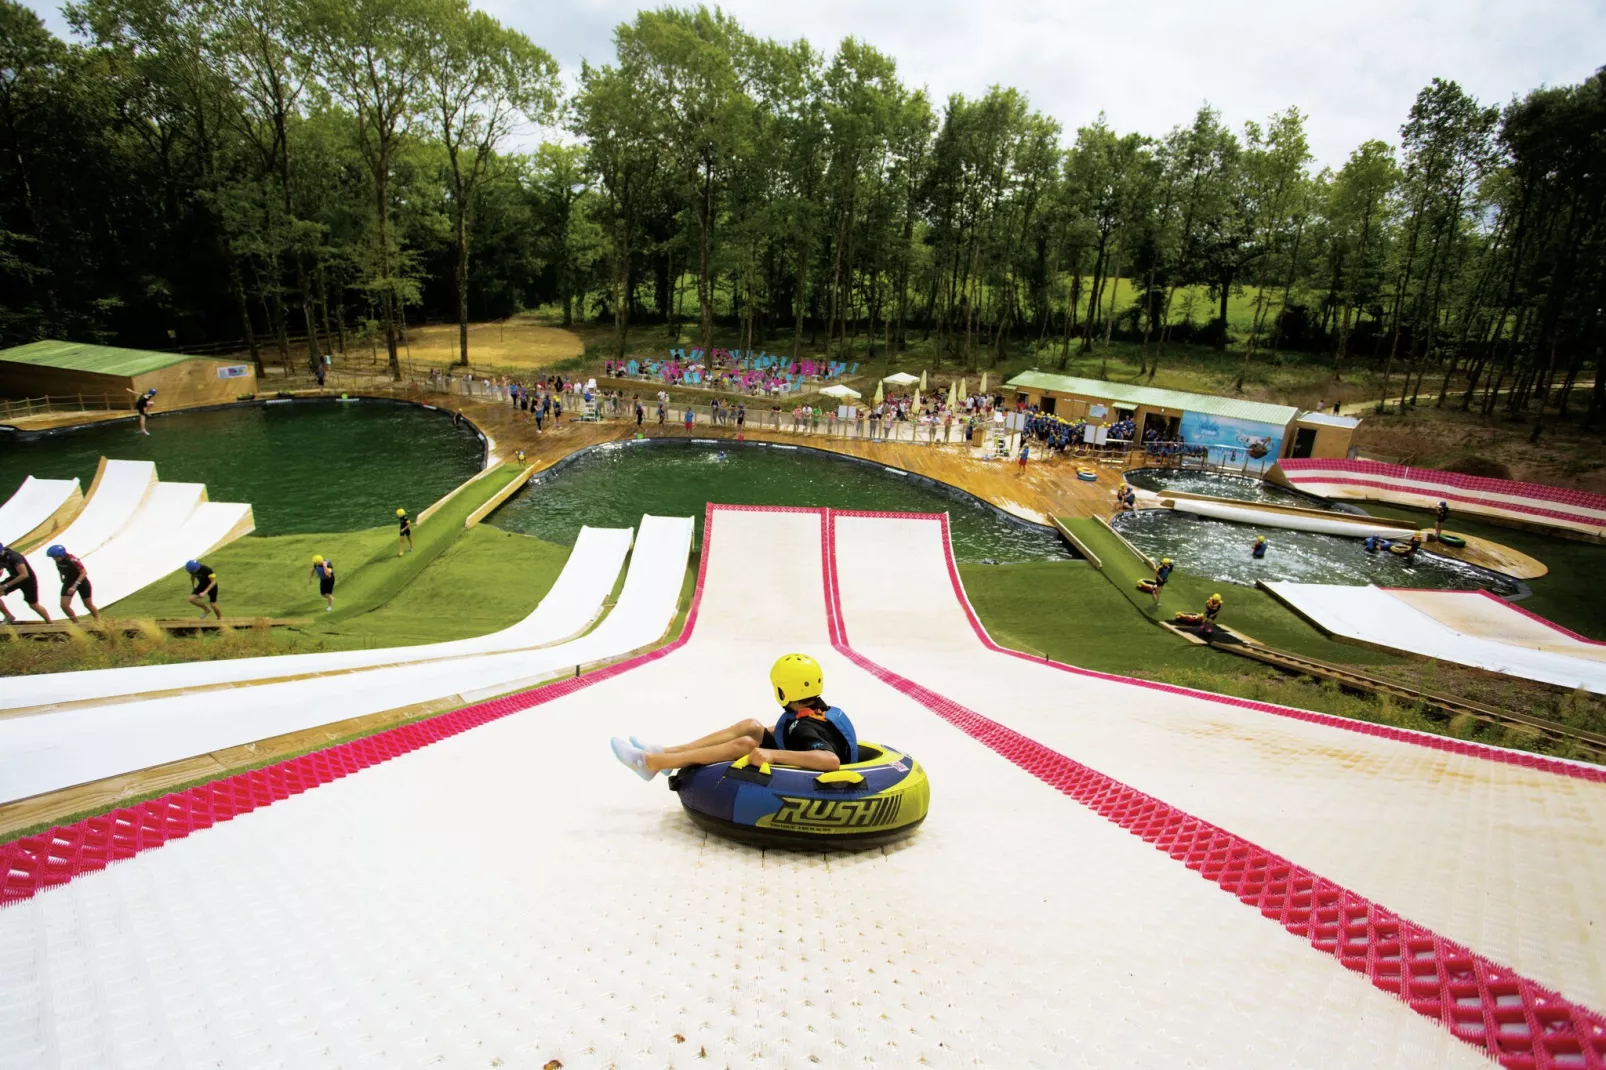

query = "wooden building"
[0, 341, 256, 412]
[1003, 370, 1357, 467]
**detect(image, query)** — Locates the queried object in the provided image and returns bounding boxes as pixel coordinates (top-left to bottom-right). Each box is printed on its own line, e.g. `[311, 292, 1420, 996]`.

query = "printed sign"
[216, 364, 251, 379]
[1178, 411, 1285, 463]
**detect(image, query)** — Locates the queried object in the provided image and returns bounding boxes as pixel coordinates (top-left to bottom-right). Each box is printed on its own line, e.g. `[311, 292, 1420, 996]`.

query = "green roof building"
[0, 340, 256, 413]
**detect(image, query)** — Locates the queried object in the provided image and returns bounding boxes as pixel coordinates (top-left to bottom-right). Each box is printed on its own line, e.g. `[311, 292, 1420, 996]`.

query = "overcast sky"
[25, 0, 1605, 166]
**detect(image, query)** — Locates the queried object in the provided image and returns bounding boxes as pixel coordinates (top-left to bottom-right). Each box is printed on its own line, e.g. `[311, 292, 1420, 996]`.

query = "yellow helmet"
[312, 554, 325, 564]
[1209, 593, 1223, 603]
[1161, 557, 1172, 565]
[770, 653, 823, 706]
[396, 508, 407, 518]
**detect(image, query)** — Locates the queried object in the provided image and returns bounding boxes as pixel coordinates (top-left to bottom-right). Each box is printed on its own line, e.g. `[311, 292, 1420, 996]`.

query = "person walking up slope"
[396, 508, 414, 556]
[46, 544, 99, 622]
[0, 541, 51, 623]
[308, 554, 336, 611]
[185, 560, 221, 620]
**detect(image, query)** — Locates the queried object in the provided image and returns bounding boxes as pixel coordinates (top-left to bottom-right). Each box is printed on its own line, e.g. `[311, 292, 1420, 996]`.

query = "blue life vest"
[773, 706, 858, 764]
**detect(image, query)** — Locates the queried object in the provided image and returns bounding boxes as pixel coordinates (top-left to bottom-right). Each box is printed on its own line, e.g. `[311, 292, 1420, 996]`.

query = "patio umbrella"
[882, 371, 919, 386]
[820, 383, 861, 399]
[919, 369, 927, 391]
[980, 371, 988, 394]
[945, 380, 957, 409]
[873, 381, 884, 406]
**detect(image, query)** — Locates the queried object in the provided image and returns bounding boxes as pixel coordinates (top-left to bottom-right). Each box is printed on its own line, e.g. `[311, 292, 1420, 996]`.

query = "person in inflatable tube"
[610, 653, 856, 781]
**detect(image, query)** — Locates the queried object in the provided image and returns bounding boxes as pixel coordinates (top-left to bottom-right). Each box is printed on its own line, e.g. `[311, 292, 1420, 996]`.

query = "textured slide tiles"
[828, 509, 1606, 1063]
[0, 476, 80, 546]
[1263, 581, 1606, 694]
[0, 505, 1501, 1067]
[0, 525, 634, 711]
[0, 459, 153, 617]
[0, 516, 688, 804]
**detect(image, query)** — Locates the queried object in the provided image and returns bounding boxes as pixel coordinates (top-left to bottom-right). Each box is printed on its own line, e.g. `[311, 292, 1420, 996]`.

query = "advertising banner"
[1178, 411, 1285, 465]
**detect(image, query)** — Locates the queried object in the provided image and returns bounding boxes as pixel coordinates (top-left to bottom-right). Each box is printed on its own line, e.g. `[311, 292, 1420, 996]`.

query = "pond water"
[1123, 468, 1345, 510]
[0, 402, 485, 535]
[1111, 508, 1520, 595]
[489, 442, 1071, 563]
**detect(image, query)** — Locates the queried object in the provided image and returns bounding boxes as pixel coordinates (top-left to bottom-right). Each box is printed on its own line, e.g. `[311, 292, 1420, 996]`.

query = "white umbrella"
[820, 383, 861, 399]
[945, 380, 957, 409]
[919, 369, 928, 391]
[873, 381, 884, 406]
[980, 372, 988, 394]
[882, 371, 919, 386]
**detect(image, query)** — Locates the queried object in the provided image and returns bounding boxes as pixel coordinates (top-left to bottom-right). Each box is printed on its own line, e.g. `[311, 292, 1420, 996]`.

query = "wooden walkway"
[2, 617, 311, 639]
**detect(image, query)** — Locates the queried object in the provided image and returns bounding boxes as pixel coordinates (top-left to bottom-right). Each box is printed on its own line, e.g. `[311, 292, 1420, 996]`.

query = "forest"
[1, 0, 1603, 438]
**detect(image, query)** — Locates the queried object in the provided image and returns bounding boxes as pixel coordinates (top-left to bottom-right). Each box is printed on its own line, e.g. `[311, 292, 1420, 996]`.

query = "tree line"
[2, 1, 1602, 434]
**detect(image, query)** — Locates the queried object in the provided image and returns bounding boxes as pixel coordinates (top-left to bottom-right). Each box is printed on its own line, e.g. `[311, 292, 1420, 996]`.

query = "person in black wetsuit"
[47, 544, 98, 621]
[610, 653, 857, 780]
[396, 508, 413, 556]
[128, 387, 157, 435]
[1251, 535, 1267, 559]
[0, 541, 51, 623]
[185, 559, 221, 619]
[308, 554, 336, 611]
[1434, 500, 1450, 539]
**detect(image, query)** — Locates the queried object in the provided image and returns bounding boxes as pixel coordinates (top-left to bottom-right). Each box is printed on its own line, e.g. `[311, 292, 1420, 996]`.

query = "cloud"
[25, 0, 1604, 165]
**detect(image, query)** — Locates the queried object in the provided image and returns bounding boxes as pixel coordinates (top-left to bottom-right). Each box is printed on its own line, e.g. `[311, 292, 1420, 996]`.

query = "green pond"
[489, 442, 1071, 562]
[0, 402, 485, 535]
[1112, 508, 1520, 595]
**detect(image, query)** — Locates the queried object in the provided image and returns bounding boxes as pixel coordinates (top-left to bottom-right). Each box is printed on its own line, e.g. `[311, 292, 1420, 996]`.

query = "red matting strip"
[835, 508, 1606, 784]
[0, 506, 718, 907]
[1278, 459, 1606, 513]
[1281, 475, 1604, 528]
[821, 509, 1606, 1069]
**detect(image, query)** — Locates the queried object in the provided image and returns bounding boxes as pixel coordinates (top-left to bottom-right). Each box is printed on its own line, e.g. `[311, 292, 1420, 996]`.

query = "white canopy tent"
[820, 383, 862, 399]
[882, 372, 919, 386]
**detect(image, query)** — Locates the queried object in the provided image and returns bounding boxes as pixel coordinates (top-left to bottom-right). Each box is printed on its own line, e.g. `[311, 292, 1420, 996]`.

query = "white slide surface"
[831, 512, 1606, 1016]
[1170, 495, 1414, 537]
[1, 460, 154, 615]
[1387, 588, 1606, 662]
[0, 525, 635, 710]
[0, 476, 79, 545]
[0, 505, 1497, 1067]
[0, 516, 690, 803]
[1265, 580, 1606, 694]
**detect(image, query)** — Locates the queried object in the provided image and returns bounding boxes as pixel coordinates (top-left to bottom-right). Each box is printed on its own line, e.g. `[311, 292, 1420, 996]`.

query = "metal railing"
[0, 394, 135, 421]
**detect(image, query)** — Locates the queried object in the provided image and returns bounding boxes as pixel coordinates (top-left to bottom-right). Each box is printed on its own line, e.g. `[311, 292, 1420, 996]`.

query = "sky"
[24, 0, 1606, 166]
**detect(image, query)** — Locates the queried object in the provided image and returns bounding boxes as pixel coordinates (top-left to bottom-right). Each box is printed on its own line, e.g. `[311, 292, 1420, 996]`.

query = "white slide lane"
[1170, 495, 1415, 537]
[1264, 580, 1606, 694]
[0, 515, 691, 803]
[831, 511, 1606, 1015]
[0, 476, 79, 545]
[0, 524, 634, 710]
[1, 460, 154, 616]
[0, 505, 1487, 1068]
[1388, 588, 1606, 662]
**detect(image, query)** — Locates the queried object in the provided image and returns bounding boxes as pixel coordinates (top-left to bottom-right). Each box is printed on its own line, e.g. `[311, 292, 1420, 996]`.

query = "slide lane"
[1387, 589, 1606, 662]
[1170, 495, 1414, 538]
[0, 476, 80, 546]
[1265, 582, 1606, 694]
[0, 507, 1494, 1066]
[0, 517, 687, 804]
[1, 460, 154, 616]
[830, 510, 1606, 1024]
[0, 525, 634, 710]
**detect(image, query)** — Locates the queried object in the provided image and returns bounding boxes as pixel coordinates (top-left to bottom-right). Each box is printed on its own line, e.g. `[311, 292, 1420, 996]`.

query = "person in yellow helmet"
[396, 507, 413, 556]
[307, 553, 336, 611]
[1202, 592, 1224, 641]
[610, 653, 858, 781]
[1149, 556, 1173, 606]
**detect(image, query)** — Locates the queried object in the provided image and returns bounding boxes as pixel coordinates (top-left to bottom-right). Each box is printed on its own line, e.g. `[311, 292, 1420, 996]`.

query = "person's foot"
[326, 605, 333, 612]
[610, 737, 657, 781]
[630, 735, 663, 754]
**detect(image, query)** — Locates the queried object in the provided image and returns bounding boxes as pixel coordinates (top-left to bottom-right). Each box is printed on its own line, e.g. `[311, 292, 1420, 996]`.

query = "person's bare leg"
[750, 746, 839, 772]
[644, 737, 756, 774]
[189, 594, 209, 619]
[211, 600, 223, 619]
[27, 601, 50, 623]
[82, 594, 100, 620]
[660, 719, 767, 754]
[60, 597, 78, 623]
